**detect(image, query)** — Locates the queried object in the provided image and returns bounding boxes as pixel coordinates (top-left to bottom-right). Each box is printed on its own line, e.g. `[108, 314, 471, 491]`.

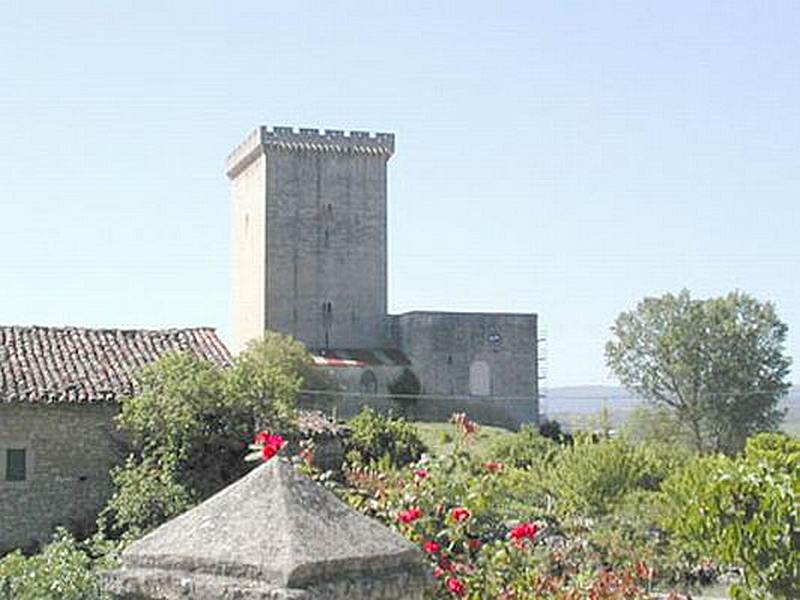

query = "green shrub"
[345, 407, 426, 468]
[99, 457, 194, 540]
[662, 433, 800, 599]
[341, 430, 659, 599]
[488, 424, 560, 470]
[0, 529, 111, 600]
[623, 405, 696, 449]
[537, 418, 573, 444]
[544, 436, 685, 517]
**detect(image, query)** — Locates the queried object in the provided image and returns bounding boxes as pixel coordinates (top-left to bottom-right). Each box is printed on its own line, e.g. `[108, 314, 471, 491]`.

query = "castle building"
[226, 127, 538, 428]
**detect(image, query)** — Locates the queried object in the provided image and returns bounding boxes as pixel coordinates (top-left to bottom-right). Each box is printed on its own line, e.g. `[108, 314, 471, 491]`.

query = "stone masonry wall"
[227, 127, 394, 352]
[0, 403, 124, 553]
[230, 152, 267, 354]
[264, 147, 389, 349]
[392, 312, 539, 429]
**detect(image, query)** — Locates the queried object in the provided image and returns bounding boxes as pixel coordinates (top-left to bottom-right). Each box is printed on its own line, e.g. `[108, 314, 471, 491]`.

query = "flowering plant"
[337, 415, 690, 599]
[246, 431, 286, 462]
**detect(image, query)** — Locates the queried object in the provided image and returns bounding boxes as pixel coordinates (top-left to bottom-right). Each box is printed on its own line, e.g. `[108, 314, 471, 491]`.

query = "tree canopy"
[606, 290, 791, 454]
[102, 331, 316, 538]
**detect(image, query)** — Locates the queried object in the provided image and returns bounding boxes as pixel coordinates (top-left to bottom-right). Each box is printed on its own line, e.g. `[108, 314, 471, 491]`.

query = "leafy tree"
[103, 331, 317, 538]
[606, 290, 791, 453]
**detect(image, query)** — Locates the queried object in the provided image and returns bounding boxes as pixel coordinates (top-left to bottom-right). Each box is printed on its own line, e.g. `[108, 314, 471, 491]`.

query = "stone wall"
[300, 392, 537, 431]
[0, 403, 124, 553]
[298, 320, 540, 430]
[227, 126, 394, 352]
[391, 311, 539, 428]
[230, 151, 267, 354]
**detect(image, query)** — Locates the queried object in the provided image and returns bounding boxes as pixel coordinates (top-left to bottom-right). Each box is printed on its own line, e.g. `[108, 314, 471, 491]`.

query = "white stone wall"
[230, 153, 267, 353]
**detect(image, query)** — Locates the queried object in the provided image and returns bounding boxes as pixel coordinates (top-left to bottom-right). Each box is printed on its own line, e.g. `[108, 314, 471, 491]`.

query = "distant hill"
[541, 385, 800, 434]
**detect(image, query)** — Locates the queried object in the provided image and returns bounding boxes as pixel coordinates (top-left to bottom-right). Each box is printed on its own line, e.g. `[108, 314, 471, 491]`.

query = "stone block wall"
[392, 311, 539, 424]
[227, 126, 395, 353]
[0, 403, 124, 553]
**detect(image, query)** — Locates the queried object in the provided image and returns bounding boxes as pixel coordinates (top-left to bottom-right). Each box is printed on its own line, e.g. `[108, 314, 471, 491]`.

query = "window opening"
[5, 448, 26, 482]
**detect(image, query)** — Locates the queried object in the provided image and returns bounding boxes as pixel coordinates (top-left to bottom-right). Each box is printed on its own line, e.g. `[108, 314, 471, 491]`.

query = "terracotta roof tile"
[0, 325, 232, 404]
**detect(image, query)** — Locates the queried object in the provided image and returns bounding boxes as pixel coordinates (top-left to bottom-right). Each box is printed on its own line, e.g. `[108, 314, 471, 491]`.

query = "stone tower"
[226, 126, 395, 353]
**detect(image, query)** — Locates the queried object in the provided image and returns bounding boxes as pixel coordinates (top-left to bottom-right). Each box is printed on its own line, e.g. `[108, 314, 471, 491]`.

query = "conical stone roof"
[104, 459, 428, 599]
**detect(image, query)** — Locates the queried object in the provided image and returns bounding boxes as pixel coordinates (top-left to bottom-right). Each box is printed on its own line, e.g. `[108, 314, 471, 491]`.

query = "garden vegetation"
[0, 289, 796, 599]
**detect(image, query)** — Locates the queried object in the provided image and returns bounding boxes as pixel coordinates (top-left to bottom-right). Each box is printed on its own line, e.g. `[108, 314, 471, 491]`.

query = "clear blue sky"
[1, 1, 798, 387]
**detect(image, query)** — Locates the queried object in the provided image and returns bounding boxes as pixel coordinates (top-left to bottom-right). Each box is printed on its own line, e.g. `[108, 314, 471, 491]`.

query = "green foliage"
[544, 436, 685, 518]
[744, 431, 800, 472]
[226, 331, 313, 426]
[345, 407, 427, 468]
[101, 458, 194, 540]
[387, 367, 421, 401]
[339, 423, 669, 599]
[488, 424, 559, 470]
[107, 331, 317, 538]
[662, 433, 800, 599]
[623, 405, 695, 449]
[537, 418, 573, 444]
[606, 289, 792, 454]
[0, 529, 111, 600]
[414, 421, 514, 460]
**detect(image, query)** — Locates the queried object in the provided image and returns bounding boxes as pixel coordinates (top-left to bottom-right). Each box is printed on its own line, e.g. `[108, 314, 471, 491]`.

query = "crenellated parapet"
[226, 126, 395, 178]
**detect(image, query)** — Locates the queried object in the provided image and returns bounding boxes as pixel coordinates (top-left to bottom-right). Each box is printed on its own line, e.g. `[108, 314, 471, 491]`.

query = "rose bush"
[334, 416, 696, 599]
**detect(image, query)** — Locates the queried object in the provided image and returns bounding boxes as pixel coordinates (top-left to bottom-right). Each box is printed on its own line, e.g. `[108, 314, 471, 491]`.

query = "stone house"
[0, 325, 231, 554]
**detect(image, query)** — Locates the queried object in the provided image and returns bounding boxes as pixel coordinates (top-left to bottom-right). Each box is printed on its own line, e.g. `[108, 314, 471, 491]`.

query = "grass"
[412, 421, 514, 459]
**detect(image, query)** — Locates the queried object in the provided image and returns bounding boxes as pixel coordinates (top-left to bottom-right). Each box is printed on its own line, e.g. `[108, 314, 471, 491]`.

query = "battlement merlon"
[225, 126, 395, 179]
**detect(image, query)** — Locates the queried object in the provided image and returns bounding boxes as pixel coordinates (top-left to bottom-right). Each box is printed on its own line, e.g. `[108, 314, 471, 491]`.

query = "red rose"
[447, 576, 467, 597]
[398, 506, 423, 524]
[450, 507, 471, 523]
[468, 538, 482, 551]
[255, 432, 286, 462]
[510, 522, 539, 546]
[414, 469, 429, 480]
[423, 540, 441, 554]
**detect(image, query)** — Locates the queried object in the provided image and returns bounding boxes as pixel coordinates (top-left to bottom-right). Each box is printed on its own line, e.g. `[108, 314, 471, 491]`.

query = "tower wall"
[227, 127, 394, 352]
[230, 152, 267, 353]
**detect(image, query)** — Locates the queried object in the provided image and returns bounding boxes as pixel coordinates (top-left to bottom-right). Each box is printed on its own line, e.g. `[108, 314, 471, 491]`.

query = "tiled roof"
[0, 325, 232, 404]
